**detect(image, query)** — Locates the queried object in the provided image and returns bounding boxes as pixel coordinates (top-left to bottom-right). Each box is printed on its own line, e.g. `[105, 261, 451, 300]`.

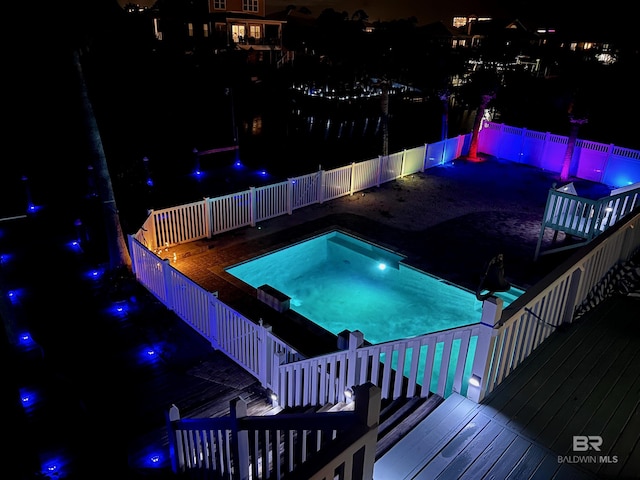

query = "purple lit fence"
[479, 121, 640, 188]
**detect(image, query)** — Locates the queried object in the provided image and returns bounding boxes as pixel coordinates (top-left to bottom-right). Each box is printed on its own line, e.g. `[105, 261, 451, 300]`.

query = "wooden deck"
[374, 295, 640, 479]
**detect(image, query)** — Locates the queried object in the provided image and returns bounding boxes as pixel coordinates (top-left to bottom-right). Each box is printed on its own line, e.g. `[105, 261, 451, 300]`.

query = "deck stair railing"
[534, 184, 640, 259]
[167, 383, 381, 479]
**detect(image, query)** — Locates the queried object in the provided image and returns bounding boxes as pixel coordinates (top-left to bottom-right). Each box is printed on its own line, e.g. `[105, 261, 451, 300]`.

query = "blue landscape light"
[18, 332, 36, 349]
[19, 387, 39, 412]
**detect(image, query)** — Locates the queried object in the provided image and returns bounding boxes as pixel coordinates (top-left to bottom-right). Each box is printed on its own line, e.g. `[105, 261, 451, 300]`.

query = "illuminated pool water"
[226, 230, 523, 344]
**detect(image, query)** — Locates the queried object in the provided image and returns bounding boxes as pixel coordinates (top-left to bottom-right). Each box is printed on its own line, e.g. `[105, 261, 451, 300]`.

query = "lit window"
[249, 25, 261, 39]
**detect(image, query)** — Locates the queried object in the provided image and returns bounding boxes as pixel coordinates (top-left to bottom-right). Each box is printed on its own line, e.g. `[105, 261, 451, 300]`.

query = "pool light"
[378, 262, 387, 271]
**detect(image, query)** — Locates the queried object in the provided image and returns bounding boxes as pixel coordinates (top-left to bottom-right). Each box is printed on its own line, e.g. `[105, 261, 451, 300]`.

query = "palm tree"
[380, 79, 390, 157]
[74, 50, 132, 273]
[560, 104, 588, 181]
[467, 92, 495, 162]
[438, 89, 450, 141]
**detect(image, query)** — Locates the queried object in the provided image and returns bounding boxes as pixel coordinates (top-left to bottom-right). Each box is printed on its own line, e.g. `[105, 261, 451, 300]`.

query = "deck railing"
[167, 383, 381, 479]
[534, 185, 640, 259]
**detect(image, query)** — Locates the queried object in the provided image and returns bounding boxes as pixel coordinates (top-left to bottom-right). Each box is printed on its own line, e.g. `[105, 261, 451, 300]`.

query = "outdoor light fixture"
[469, 374, 481, 387]
[268, 390, 278, 402]
[344, 387, 355, 399]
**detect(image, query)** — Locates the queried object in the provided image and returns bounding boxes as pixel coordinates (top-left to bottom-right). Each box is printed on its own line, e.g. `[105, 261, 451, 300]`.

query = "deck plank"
[480, 436, 534, 479]
[373, 394, 477, 479]
[480, 303, 607, 416]
[457, 428, 519, 480]
[425, 419, 504, 479]
[497, 318, 610, 431]
[504, 443, 548, 479]
[411, 413, 491, 479]
[547, 342, 639, 456]
[592, 367, 640, 479]
[533, 332, 631, 447]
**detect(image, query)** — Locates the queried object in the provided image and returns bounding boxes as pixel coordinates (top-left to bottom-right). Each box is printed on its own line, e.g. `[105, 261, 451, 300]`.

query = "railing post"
[345, 331, 364, 404]
[167, 404, 181, 474]
[563, 267, 584, 326]
[353, 383, 381, 480]
[271, 350, 287, 408]
[230, 397, 250, 480]
[258, 319, 273, 387]
[466, 296, 502, 403]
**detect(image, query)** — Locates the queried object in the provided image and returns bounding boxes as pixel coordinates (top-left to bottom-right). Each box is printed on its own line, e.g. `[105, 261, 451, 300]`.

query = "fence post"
[230, 397, 250, 480]
[148, 209, 157, 251]
[602, 144, 615, 185]
[250, 186, 256, 227]
[421, 143, 427, 172]
[127, 234, 137, 275]
[519, 128, 527, 164]
[319, 169, 326, 204]
[203, 197, 212, 238]
[466, 296, 502, 403]
[349, 162, 356, 196]
[562, 267, 584, 326]
[400, 149, 406, 177]
[377, 155, 383, 187]
[287, 178, 293, 215]
[162, 259, 174, 311]
[208, 292, 220, 349]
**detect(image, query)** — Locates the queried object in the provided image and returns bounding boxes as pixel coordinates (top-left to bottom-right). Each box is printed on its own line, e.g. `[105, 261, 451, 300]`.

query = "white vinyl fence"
[134, 139, 468, 251]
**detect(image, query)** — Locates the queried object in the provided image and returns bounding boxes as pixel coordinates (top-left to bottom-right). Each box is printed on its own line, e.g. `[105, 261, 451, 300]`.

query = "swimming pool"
[226, 230, 523, 345]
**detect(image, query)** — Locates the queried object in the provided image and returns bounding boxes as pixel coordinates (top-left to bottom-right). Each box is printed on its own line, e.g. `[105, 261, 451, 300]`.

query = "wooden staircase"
[272, 392, 446, 461]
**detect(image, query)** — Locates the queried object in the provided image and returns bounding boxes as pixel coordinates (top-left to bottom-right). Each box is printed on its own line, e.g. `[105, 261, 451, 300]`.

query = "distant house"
[417, 20, 471, 48]
[149, 0, 286, 62]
